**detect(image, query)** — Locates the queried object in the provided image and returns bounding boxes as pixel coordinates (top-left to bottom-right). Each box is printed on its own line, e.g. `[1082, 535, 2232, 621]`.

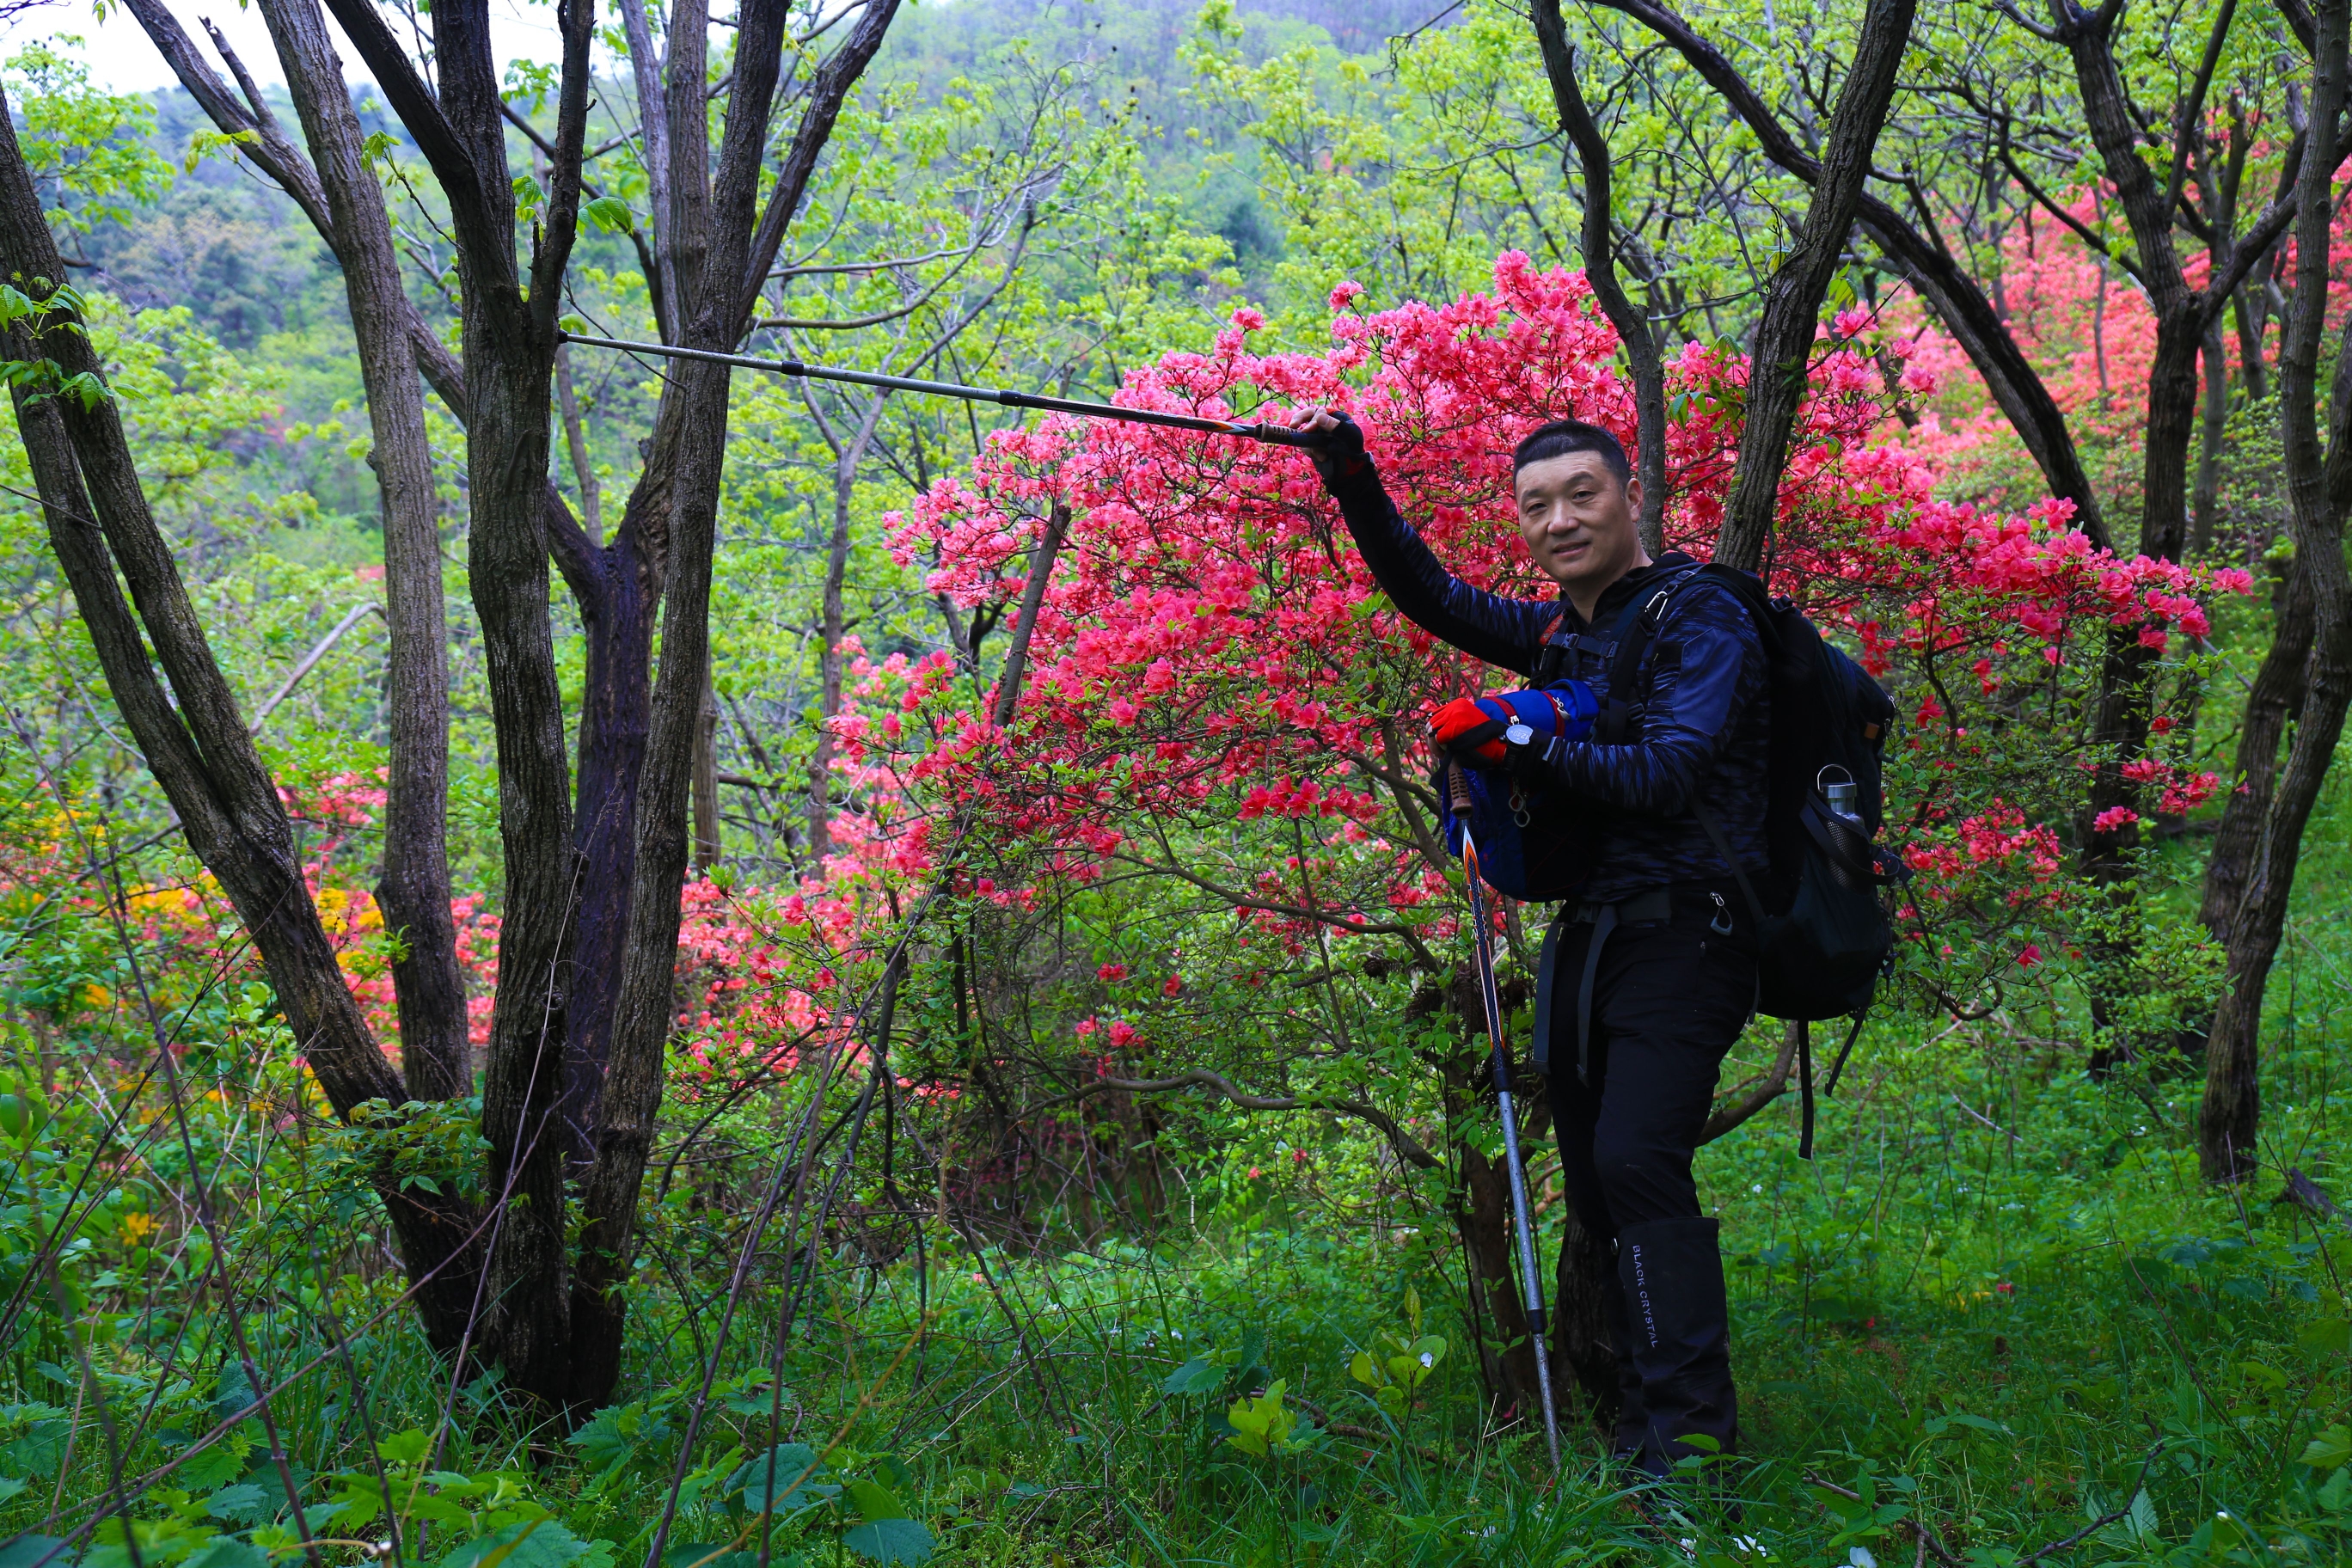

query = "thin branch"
[247, 603, 385, 735]
[2167, 0, 2243, 216]
[1050, 1069, 1440, 1169]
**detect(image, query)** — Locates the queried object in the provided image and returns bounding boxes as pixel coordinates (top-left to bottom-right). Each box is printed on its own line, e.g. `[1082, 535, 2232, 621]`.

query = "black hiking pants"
[1544, 882, 1757, 1472]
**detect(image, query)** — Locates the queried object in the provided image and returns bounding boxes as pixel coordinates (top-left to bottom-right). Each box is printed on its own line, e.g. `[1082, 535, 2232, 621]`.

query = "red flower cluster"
[836, 254, 2240, 979]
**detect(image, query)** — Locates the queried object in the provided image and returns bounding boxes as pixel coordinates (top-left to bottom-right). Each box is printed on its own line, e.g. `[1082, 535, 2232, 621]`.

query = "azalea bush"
[821, 254, 2245, 1033]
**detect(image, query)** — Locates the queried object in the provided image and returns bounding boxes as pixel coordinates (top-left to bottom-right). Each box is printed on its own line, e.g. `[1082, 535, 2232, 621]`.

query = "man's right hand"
[1430, 695, 1512, 765]
[1431, 689, 1583, 767]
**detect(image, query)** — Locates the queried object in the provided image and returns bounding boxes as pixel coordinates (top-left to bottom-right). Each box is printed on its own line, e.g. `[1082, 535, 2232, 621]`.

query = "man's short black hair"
[1511, 419, 1631, 487]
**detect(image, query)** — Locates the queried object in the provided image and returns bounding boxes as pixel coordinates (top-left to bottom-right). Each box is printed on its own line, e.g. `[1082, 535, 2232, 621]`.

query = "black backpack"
[1599, 565, 1903, 1154]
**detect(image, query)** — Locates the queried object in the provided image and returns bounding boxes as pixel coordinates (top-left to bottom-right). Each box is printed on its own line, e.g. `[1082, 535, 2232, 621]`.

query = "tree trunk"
[560, 474, 662, 1168]
[2199, 564, 2313, 939]
[808, 473, 854, 865]
[260, 0, 469, 1106]
[1435, 998, 1552, 1430]
[1714, 0, 1918, 574]
[2060, 1, 2272, 887]
[2191, 322, 2229, 557]
[2235, 281, 2272, 403]
[808, 396, 891, 862]
[559, 0, 899, 1412]
[125, 0, 899, 1412]
[0, 95, 484, 1350]
[694, 668, 721, 868]
[1548, 1203, 1620, 1430]
[2201, 0, 2352, 1184]
[321, 0, 598, 1399]
[1413, 964, 1611, 1439]
[1594, 0, 2111, 548]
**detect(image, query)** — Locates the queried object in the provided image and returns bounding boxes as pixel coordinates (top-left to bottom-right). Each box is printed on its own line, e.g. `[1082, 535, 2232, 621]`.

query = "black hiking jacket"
[1315, 436, 1771, 903]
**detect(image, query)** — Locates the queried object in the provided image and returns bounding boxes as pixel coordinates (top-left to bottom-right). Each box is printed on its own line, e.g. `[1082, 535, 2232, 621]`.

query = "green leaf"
[2128, 1489, 2157, 1540]
[0, 1418, 67, 1477]
[0, 1538, 67, 1568]
[846, 1478, 908, 1521]
[378, 1427, 432, 1465]
[2240, 1360, 2288, 1392]
[441, 1521, 593, 1568]
[730, 1443, 830, 1513]
[1159, 1356, 1224, 1396]
[842, 1518, 934, 1565]
[2298, 1424, 2352, 1470]
[206, 1482, 269, 1523]
[182, 1539, 266, 1568]
[177, 1434, 253, 1492]
[1224, 1380, 1295, 1459]
[2295, 1318, 2351, 1356]
[663, 1547, 756, 1568]
[580, 195, 635, 235]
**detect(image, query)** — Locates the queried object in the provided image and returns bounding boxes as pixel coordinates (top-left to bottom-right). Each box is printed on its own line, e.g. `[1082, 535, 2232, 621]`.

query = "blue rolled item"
[1440, 679, 1600, 903]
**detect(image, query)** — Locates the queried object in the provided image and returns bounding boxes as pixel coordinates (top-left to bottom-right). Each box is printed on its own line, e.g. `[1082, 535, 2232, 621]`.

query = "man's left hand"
[1430, 689, 1573, 769]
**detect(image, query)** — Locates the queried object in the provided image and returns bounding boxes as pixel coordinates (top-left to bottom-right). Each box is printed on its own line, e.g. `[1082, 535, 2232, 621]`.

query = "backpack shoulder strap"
[1590, 563, 1703, 741]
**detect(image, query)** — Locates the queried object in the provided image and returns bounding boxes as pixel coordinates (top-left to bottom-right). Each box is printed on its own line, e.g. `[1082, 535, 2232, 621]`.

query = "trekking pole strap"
[1821, 1009, 1869, 1098]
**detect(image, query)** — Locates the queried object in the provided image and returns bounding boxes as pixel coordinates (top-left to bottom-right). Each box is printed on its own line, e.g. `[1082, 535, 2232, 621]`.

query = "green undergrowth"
[5, 1029, 2349, 1568]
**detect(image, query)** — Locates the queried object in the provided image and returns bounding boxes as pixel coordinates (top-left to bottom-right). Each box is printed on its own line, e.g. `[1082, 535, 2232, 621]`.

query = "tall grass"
[2, 802, 2349, 1566]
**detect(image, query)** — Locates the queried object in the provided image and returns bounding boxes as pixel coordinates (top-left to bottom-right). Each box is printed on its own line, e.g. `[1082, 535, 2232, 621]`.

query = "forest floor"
[12, 1022, 2349, 1567]
[5, 847, 2350, 1567]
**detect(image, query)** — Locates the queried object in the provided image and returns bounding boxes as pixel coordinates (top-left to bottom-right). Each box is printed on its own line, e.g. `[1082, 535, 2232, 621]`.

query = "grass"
[6, 820, 2352, 1567]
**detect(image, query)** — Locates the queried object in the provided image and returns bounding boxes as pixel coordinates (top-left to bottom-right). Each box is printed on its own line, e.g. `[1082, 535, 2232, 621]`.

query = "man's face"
[1514, 450, 1647, 603]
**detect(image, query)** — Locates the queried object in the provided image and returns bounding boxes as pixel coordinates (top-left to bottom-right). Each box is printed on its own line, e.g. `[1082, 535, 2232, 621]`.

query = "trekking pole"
[1449, 763, 1563, 1473]
[555, 331, 1324, 447]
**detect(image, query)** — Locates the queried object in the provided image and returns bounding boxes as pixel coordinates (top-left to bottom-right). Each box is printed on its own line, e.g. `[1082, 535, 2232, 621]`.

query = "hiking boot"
[1600, 1266, 1649, 1461]
[1615, 1216, 1737, 1475]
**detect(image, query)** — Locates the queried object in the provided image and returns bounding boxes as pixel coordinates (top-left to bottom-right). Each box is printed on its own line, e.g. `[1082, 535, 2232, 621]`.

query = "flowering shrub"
[1889, 173, 2352, 519]
[24, 259, 2248, 1092]
[825, 254, 2242, 1013]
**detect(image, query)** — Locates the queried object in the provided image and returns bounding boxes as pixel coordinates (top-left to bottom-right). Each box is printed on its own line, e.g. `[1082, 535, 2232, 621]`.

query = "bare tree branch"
[1532, 9, 1668, 554]
[1050, 1069, 1440, 1170]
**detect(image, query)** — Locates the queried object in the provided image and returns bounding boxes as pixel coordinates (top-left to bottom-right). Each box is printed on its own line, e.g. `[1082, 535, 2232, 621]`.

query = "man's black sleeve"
[1314, 426, 1554, 677]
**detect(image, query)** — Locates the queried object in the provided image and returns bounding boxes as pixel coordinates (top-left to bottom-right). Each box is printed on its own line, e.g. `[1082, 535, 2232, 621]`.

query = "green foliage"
[0, 8, 2346, 1568]
[4, 40, 174, 232]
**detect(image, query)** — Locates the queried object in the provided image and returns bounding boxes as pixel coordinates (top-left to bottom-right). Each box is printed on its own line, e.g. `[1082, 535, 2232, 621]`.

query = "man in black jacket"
[1286, 405, 1765, 1474]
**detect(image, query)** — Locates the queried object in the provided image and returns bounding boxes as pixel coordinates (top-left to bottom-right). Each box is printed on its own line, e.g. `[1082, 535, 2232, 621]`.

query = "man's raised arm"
[1289, 408, 1556, 677]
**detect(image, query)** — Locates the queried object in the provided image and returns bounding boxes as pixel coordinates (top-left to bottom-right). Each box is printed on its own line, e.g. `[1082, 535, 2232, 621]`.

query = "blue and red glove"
[1429, 684, 1598, 768]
